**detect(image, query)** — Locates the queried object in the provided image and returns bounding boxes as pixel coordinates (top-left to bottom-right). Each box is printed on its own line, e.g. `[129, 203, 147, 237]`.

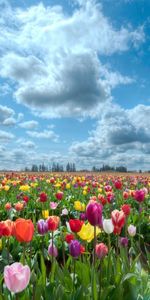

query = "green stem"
[30, 241, 32, 269]
[93, 225, 97, 266]
[7, 237, 10, 265]
[23, 243, 26, 264]
[73, 258, 76, 296]
[51, 231, 54, 267]
[62, 235, 65, 266]
[98, 260, 102, 300]
[108, 235, 111, 250]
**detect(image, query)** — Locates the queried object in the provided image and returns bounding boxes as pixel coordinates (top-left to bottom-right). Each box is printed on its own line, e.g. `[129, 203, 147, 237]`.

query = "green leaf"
[121, 272, 138, 284]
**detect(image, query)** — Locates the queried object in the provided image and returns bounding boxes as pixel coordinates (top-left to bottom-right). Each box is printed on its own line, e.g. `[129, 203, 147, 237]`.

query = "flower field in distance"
[0, 172, 150, 300]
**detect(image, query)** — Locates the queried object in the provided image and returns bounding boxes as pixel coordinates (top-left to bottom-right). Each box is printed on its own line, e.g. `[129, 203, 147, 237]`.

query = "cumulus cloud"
[19, 120, 39, 129]
[70, 104, 150, 170]
[0, 130, 15, 142]
[0, 105, 15, 123]
[0, 0, 144, 118]
[26, 129, 59, 142]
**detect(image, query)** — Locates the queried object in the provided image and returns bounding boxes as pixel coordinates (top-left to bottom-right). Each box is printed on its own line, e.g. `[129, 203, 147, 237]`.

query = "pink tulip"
[96, 243, 108, 259]
[50, 202, 58, 210]
[4, 262, 30, 293]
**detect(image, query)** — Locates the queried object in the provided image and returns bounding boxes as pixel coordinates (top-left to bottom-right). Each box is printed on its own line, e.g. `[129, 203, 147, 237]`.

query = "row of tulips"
[0, 173, 150, 299]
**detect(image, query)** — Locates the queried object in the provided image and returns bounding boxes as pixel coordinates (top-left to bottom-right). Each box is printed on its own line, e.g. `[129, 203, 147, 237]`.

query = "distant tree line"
[24, 162, 76, 172]
[92, 164, 128, 173]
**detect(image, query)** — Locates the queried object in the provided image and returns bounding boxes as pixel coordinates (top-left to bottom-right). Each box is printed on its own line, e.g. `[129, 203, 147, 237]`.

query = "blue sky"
[0, 0, 150, 171]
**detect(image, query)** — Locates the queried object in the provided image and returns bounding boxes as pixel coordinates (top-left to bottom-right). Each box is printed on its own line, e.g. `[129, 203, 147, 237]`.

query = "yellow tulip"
[83, 190, 87, 196]
[19, 185, 30, 192]
[74, 201, 85, 211]
[42, 210, 49, 219]
[3, 185, 10, 191]
[77, 222, 101, 242]
[66, 183, 71, 189]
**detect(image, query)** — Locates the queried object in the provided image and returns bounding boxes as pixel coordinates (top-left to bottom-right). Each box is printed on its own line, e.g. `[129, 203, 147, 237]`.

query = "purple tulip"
[80, 212, 87, 221]
[69, 240, 81, 258]
[37, 219, 48, 235]
[48, 243, 58, 257]
[86, 200, 103, 227]
[120, 237, 128, 247]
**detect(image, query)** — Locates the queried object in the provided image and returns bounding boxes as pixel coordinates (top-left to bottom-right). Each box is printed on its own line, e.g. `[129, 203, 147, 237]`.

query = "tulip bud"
[121, 204, 131, 216]
[48, 243, 58, 257]
[39, 192, 47, 203]
[134, 190, 145, 203]
[96, 243, 108, 259]
[86, 200, 103, 227]
[69, 240, 81, 258]
[103, 219, 114, 234]
[120, 237, 128, 247]
[128, 225, 136, 237]
[37, 219, 48, 235]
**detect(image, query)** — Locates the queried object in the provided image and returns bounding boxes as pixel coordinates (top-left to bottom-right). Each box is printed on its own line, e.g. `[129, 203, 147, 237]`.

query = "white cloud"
[70, 104, 150, 170]
[0, 104, 15, 123]
[19, 120, 39, 129]
[0, 130, 15, 142]
[2, 117, 16, 126]
[26, 129, 59, 142]
[0, 1, 144, 118]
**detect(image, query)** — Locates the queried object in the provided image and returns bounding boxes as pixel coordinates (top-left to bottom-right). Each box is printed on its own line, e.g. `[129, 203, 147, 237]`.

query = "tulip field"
[0, 172, 150, 300]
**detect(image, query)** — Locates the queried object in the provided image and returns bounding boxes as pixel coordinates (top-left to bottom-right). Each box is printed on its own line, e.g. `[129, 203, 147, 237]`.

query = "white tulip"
[103, 219, 114, 234]
[128, 225, 136, 237]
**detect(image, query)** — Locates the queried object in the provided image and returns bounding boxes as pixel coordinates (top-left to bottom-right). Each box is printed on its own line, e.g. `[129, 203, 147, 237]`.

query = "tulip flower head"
[65, 233, 75, 244]
[121, 204, 131, 217]
[134, 190, 145, 203]
[96, 243, 108, 259]
[37, 219, 48, 235]
[69, 240, 81, 258]
[111, 209, 125, 235]
[55, 191, 64, 200]
[103, 219, 114, 234]
[120, 237, 128, 247]
[86, 200, 103, 227]
[46, 216, 60, 231]
[48, 243, 58, 257]
[5, 203, 12, 210]
[128, 225, 136, 237]
[39, 192, 47, 203]
[69, 219, 83, 233]
[4, 262, 30, 293]
[13, 218, 34, 242]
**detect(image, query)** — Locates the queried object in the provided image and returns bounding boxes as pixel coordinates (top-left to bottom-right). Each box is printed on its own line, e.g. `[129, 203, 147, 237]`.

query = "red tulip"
[39, 192, 47, 202]
[46, 216, 60, 231]
[69, 219, 83, 233]
[121, 204, 131, 216]
[55, 191, 64, 200]
[114, 180, 122, 190]
[65, 233, 75, 244]
[0, 220, 14, 237]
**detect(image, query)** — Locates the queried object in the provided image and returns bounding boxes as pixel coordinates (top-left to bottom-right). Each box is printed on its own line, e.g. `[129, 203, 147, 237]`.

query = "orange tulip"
[13, 218, 34, 242]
